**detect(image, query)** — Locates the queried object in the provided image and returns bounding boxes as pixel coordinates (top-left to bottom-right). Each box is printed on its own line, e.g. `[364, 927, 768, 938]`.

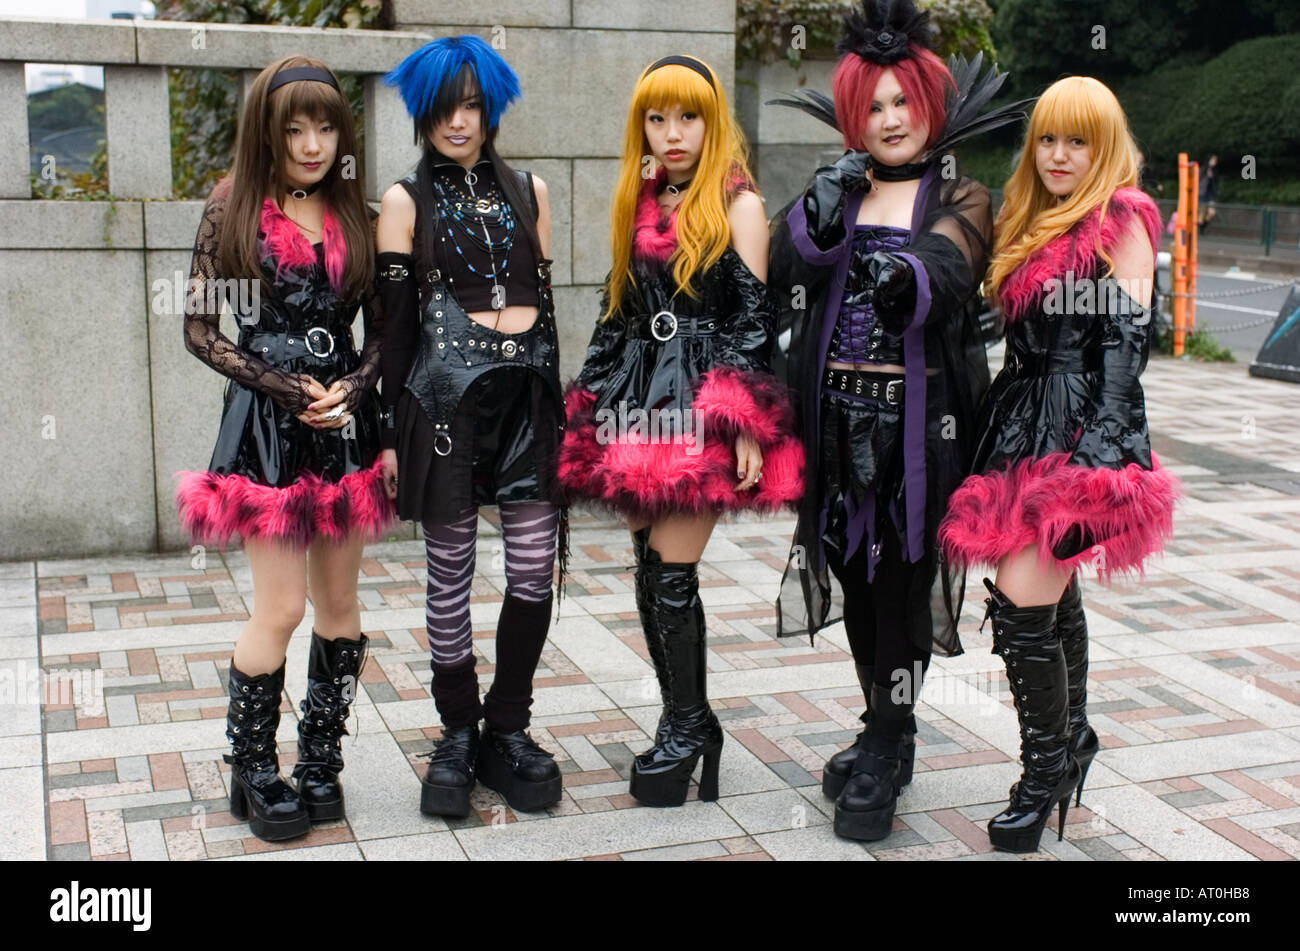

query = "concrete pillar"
[0, 63, 30, 199]
[365, 74, 421, 201]
[105, 65, 173, 199]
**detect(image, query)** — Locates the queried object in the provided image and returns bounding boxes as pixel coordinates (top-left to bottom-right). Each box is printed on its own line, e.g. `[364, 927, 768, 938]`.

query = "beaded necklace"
[431, 161, 515, 313]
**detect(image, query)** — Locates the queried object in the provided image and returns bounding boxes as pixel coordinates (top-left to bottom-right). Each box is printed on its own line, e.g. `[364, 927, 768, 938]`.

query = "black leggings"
[826, 530, 932, 692]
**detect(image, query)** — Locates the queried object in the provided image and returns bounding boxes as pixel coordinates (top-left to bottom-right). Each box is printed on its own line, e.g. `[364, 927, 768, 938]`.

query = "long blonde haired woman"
[940, 76, 1180, 852]
[557, 56, 803, 806]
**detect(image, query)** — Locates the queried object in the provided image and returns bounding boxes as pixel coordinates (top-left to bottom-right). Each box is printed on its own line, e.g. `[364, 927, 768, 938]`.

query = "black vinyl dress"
[176, 179, 392, 548]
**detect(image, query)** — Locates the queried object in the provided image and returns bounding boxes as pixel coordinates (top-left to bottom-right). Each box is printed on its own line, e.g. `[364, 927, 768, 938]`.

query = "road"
[1161, 261, 1298, 363]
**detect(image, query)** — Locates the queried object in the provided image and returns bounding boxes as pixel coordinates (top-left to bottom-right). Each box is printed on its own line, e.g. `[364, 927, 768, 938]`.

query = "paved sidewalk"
[3, 349, 1300, 861]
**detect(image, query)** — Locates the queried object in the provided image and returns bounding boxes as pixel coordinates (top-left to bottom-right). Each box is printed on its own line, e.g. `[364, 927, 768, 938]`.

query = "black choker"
[661, 177, 692, 196]
[286, 178, 325, 201]
[871, 159, 932, 182]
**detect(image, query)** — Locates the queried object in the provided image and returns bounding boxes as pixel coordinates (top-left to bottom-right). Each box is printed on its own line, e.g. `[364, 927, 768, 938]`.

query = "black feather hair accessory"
[836, 0, 936, 65]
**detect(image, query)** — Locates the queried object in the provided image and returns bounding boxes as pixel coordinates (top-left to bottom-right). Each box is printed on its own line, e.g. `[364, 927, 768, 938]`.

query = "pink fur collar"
[998, 187, 1161, 321]
[260, 198, 346, 293]
[633, 170, 678, 263]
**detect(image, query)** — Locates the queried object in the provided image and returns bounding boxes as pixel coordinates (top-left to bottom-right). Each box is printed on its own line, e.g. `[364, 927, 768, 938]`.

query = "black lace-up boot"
[983, 579, 1081, 853]
[225, 662, 310, 841]
[1058, 576, 1099, 806]
[293, 631, 368, 822]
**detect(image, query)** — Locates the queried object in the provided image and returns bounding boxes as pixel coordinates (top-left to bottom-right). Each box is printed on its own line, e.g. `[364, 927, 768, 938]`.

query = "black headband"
[267, 66, 340, 93]
[646, 55, 715, 90]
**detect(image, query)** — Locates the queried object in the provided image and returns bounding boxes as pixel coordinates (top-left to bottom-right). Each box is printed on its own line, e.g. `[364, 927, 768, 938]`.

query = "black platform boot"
[478, 593, 563, 812]
[420, 657, 482, 817]
[983, 580, 1081, 853]
[832, 683, 913, 840]
[628, 548, 724, 807]
[821, 664, 919, 799]
[224, 662, 310, 842]
[1058, 576, 1099, 806]
[293, 631, 368, 822]
[631, 526, 673, 747]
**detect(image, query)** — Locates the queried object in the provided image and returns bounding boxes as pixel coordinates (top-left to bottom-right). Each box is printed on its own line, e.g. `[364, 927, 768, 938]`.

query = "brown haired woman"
[175, 56, 394, 841]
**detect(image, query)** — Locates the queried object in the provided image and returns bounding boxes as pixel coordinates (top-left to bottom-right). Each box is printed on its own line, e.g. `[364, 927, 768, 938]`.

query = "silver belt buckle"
[886, 380, 901, 403]
[304, 327, 334, 358]
[650, 310, 678, 342]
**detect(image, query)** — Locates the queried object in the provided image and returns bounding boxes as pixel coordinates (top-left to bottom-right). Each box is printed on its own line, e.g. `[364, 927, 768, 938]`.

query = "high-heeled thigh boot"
[983, 580, 1081, 853]
[293, 631, 369, 821]
[1058, 576, 1099, 806]
[225, 662, 310, 842]
[628, 546, 724, 807]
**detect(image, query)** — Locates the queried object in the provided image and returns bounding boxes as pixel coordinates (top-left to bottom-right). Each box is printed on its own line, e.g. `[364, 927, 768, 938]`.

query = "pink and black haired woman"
[558, 55, 804, 807]
[768, 0, 1025, 842]
[175, 56, 394, 841]
[939, 76, 1180, 852]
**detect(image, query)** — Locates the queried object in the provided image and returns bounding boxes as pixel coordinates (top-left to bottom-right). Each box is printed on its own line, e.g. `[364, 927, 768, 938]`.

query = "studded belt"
[821, 368, 904, 405]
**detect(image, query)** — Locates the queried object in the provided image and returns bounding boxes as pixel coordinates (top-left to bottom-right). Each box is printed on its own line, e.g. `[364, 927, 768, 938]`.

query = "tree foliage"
[155, 0, 387, 198]
[737, 0, 997, 67]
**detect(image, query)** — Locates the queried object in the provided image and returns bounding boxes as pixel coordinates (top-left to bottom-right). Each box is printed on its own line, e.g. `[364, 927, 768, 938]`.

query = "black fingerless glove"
[377, 251, 417, 451]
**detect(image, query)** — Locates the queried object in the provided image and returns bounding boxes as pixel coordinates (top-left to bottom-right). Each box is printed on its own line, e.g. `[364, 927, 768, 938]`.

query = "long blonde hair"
[989, 76, 1139, 304]
[604, 59, 754, 318]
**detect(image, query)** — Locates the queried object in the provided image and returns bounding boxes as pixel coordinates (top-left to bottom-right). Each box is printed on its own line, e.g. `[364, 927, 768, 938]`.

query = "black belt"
[625, 312, 720, 341]
[1008, 349, 1103, 376]
[243, 328, 350, 362]
[822, 368, 904, 404]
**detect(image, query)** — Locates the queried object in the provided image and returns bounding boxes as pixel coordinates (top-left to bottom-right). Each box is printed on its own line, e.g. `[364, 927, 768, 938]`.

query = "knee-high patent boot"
[630, 527, 672, 746]
[983, 580, 1080, 853]
[293, 631, 368, 822]
[1058, 576, 1099, 806]
[821, 664, 919, 799]
[225, 662, 310, 842]
[628, 546, 724, 807]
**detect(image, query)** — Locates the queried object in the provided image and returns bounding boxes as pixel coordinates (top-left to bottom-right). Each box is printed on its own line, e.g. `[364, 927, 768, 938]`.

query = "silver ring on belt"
[304, 327, 335, 358]
[650, 310, 678, 342]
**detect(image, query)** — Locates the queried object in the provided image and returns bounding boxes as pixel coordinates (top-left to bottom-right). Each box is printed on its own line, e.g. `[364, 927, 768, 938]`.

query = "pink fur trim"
[634, 173, 678, 263]
[556, 381, 804, 518]
[260, 199, 347, 293]
[939, 451, 1180, 581]
[175, 456, 395, 550]
[631, 166, 757, 263]
[998, 187, 1162, 321]
[692, 366, 796, 447]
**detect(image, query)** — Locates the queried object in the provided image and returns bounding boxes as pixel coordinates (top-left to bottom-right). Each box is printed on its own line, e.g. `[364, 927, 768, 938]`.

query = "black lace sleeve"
[334, 213, 386, 415]
[182, 184, 316, 415]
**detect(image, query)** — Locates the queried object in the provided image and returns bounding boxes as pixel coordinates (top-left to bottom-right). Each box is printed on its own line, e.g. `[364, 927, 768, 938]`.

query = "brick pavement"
[2, 348, 1299, 861]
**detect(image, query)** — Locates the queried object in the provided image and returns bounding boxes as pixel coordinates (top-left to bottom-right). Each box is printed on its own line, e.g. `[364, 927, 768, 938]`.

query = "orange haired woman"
[558, 55, 804, 807]
[940, 76, 1180, 852]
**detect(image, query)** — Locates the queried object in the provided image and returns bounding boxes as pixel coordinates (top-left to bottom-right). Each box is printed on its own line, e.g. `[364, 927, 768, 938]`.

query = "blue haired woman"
[377, 36, 565, 817]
